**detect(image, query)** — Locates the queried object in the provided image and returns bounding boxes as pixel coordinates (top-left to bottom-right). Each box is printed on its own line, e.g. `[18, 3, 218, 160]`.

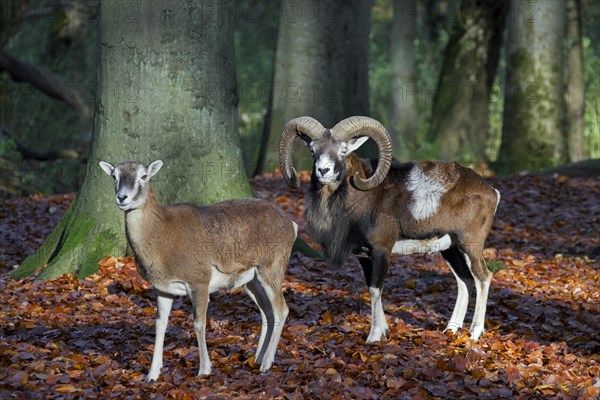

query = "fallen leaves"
[0, 172, 599, 398]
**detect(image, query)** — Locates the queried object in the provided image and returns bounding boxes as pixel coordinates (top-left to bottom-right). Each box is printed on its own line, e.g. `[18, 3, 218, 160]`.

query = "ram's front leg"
[360, 248, 390, 343]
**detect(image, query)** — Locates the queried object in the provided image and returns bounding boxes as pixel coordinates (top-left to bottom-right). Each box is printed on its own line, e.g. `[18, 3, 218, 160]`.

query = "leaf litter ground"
[0, 172, 599, 399]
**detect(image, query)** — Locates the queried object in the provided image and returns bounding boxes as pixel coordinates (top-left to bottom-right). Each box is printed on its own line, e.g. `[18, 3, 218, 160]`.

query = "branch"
[1, 123, 80, 161]
[15, 140, 79, 161]
[0, 48, 93, 121]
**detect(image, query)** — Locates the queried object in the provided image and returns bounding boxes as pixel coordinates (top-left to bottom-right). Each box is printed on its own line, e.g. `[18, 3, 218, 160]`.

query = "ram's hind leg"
[441, 247, 474, 335]
[245, 268, 288, 372]
[463, 247, 491, 340]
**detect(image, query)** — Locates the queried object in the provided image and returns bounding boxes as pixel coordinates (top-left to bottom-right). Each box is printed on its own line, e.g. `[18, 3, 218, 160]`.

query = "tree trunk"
[566, 0, 586, 162]
[390, 0, 418, 160]
[428, 0, 507, 162]
[497, 0, 566, 174]
[262, 0, 373, 172]
[13, 0, 251, 279]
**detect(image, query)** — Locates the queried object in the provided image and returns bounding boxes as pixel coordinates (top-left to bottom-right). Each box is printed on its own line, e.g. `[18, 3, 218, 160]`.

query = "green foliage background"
[1, 0, 599, 198]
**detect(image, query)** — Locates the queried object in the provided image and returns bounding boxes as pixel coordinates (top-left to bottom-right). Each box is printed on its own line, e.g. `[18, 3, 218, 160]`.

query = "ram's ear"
[147, 160, 163, 179]
[345, 136, 369, 155]
[298, 133, 313, 147]
[99, 161, 115, 176]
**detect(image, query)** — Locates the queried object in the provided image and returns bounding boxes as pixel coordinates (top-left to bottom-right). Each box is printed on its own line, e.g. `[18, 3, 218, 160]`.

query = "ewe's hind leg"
[245, 275, 272, 364]
[188, 287, 212, 376]
[441, 247, 474, 334]
[147, 293, 174, 381]
[246, 269, 288, 372]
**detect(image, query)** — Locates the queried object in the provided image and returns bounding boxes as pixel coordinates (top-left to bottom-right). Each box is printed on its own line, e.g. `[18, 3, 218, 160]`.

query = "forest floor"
[0, 171, 599, 399]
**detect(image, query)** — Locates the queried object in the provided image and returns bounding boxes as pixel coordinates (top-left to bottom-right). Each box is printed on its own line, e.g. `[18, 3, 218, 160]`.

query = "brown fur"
[125, 187, 296, 292]
[101, 159, 297, 378]
[305, 152, 499, 340]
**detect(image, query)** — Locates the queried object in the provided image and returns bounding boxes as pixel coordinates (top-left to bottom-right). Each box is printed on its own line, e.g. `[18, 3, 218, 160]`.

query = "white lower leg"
[256, 280, 288, 372]
[260, 303, 288, 372]
[147, 294, 173, 381]
[366, 287, 387, 343]
[444, 263, 469, 334]
[188, 287, 212, 376]
[194, 319, 212, 375]
[245, 288, 268, 360]
[470, 274, 491, 340]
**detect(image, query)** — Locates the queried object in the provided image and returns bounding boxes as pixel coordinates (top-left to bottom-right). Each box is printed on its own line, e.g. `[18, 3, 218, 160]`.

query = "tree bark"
[497, 0, 567, 174]
[390, 0, 418, 160]
[262, 0, 373, 172]
[427, 0, 507, 162]
[566, 0, 586, 162]
[13, 0, 251, 279]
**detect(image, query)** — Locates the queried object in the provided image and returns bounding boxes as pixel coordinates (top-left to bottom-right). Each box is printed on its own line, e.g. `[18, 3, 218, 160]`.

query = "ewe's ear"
[99, 161, 115, 176]
[346, 136, 369, 155]
[147, 160, 163, 179]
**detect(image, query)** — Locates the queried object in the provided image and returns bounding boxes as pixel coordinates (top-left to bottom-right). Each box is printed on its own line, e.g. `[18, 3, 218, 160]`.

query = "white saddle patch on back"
[392, 234, 452, 255]
[406, 166, 447, 221]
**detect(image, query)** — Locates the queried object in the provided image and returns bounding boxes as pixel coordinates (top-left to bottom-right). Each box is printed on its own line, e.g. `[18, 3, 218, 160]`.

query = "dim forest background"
[0, 0, 598, 198]
[1, 2, 599, 397]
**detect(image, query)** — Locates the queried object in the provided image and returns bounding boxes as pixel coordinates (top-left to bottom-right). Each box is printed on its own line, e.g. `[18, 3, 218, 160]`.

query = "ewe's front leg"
[188, 287, 212, 376]
[360, 249, 390, 343]
[147, 293, 174, 381]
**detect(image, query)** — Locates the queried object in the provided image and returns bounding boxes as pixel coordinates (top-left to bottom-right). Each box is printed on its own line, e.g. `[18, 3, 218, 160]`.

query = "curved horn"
[279, 116, 325, 188]
[331, 116, 393, 191]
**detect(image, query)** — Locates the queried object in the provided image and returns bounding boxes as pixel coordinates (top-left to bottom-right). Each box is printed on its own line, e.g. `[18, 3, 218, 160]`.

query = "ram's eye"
[141, 175, 148, 181]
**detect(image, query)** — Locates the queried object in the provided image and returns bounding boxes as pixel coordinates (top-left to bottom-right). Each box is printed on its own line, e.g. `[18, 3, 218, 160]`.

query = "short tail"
[493, 188, 501, 215]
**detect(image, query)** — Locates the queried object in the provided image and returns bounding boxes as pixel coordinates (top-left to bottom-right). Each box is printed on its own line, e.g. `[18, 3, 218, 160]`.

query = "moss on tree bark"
[497, 0, 567, 174]
[13, 0, 251, 279]
[264, 0, 373, 172]
[428, 0, 507, 162]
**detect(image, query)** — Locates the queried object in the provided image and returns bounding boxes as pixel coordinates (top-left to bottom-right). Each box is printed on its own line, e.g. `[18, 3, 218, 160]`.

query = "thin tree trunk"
[428, 0, 507, 162]
[263, 0, 372, 172]
[13, 0, 251, 279]
[497, 0, 567, 174]
[390, 0, 418, 160]
[566, 0, 586, 162]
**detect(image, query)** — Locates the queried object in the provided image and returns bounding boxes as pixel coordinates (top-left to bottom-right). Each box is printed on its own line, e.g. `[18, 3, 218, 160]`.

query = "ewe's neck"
[125, 187, 163, 237]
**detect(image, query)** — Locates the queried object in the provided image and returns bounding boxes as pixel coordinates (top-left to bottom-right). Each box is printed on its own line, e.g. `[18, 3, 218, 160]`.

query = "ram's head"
[279, 116, 393, 190]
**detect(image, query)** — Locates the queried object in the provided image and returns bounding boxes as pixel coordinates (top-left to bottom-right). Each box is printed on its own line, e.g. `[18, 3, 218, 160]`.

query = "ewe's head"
[99, 160, 163, 211]
[279, 116, 393, 190]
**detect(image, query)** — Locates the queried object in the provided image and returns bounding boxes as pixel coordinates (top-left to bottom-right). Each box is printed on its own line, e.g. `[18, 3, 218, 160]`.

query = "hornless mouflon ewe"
[279, 116, 500, 342]
[100, 160, 297, 380]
